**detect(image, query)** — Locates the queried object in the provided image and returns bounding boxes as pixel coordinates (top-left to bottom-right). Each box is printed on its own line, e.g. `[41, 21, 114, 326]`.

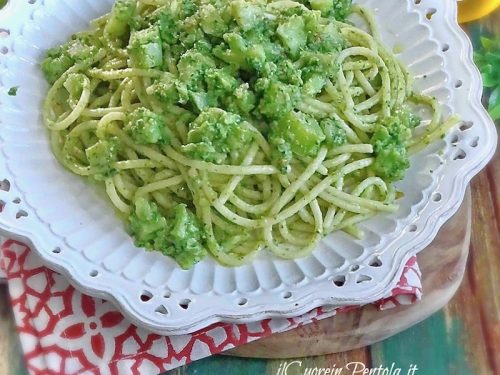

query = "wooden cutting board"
[226, 189, 472, 358]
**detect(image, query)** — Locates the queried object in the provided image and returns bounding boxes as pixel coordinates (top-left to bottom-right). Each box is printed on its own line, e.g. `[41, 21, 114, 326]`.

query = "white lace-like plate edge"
[0, 0, 496, 334]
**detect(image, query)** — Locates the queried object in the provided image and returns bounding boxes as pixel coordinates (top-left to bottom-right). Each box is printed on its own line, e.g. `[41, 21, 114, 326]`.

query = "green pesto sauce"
[39, 0, 423, 269]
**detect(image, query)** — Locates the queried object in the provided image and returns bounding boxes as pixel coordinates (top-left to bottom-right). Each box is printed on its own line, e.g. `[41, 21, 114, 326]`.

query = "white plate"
[0, 0, 496, 335]
[0, 235, 5, 281]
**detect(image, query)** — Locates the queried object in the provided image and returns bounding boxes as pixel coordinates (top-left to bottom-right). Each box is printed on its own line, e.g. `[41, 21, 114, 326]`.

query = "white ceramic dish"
[0, 235, 5, 280]
[0, 0, 496, 335]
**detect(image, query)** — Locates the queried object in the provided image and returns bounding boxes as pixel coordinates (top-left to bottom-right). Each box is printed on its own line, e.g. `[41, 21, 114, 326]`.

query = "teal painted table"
[0, 8, 498, 375]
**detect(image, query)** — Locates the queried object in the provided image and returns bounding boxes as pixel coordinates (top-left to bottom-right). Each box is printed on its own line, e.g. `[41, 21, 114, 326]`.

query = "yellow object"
[458, 0, 500, 23]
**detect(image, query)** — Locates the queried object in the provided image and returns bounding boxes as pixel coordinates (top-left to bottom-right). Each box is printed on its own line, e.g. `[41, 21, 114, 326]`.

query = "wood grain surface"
[226, 191, 472, 358]
[164, 147, 499, 375]
[0, 7, 498, 375]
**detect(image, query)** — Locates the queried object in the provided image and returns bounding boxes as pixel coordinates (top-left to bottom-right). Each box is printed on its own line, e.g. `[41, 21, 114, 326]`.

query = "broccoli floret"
[41, 46, 74, 84]
[330, 0, 352, 21]
[177, 50, 216, 89]
[125, 107, 170, 145]
[257, 79, 301, 119]
[205, 67, 239, 101]
[199, 4, 228, 37]
[85, 137, 120, 178]
[67, 36, 100, 61]
[159, 204, 207, 269]
[156, 9, 179, 45]
[230, 0, 263, 31]
[371, 142, 409, 183]
[321, 118, 347, 147]
[275, 60, 303, 85]
[310, 0, 352, 21]
[184, 66, 239, 112]
[179, 0, 198, 19]
[128, 199, 207, 269]
[214, 33, 249, 69]
[308, 22, 345, 53]
[182, 108, 253, 164]
[129, 197, 168, 247]
[394, 106, 421, 129]
[214, 31, 269, 71]
[226, 83, 257, 115]
[177, 14, 206, 49]
[300, 51, 340, 82]
[243, 23, 284, 64]
[192, 38, 213, 55]
[128, 26, 163, 69]
[271, 111, 325, 159]
[276, 15, 307, 57]
[105, 0, 136, 40]
[149, 73, 180, 103]
[303, 75, 327, 96]
[370, 107, 420, 182]
[41, 34, 100, 84]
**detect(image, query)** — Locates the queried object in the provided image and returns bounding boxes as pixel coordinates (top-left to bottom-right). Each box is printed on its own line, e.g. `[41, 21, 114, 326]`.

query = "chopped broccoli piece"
[199, 4, 228, 37]
[177, 50, 216, 89]
[321, 118, 347, 147]
[309, 0, 352, 21]
[41, 46, 74, 84]
[216, 31, 269, 71]
[230, 0, 263, 31]
[67, 35, 100, 61]
[159, 204, 207, 269]
[149, 73, 180, 103]
[105, 0, 136, 40]
[156, 9, 179, 44]
[227, 83, 257, 115]
[330, 0, 352, 21]
[371, 143, 409, 182]
[300, 51, 340, 81]
[204, 67, 239, 101]
[188, 91, 214, 112]
[192, 38, 213, 55]
[128, 199, 207, 269]
[129, 197, 168, 247]
[276, 15, 307, 57]
[179, 0, 198, 18]
[370, 107, 420, 182]
[303, 74, 327, 96]
[7, 86, 18, 96]
[215, 33, 249, 69]
[271, 111, 325, 159]
[128, 26, 163, 69]
[308, 22, 345, 53]
[182, 108, 253, 164]
[243, 23, 285, 63]
[125, 107, 170, 145]
[275, 60, 303, 85]
[257, 79, 301, 119]
[85, 137, 120, 177]
[40, 34, 99, 84]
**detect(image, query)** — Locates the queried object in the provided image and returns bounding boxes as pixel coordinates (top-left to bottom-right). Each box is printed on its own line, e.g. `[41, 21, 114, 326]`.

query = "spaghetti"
[41, 0, 459, 268]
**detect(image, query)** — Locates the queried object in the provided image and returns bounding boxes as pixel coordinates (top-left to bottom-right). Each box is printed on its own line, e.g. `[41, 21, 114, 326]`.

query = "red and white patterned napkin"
[0, 240, 422, 374]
